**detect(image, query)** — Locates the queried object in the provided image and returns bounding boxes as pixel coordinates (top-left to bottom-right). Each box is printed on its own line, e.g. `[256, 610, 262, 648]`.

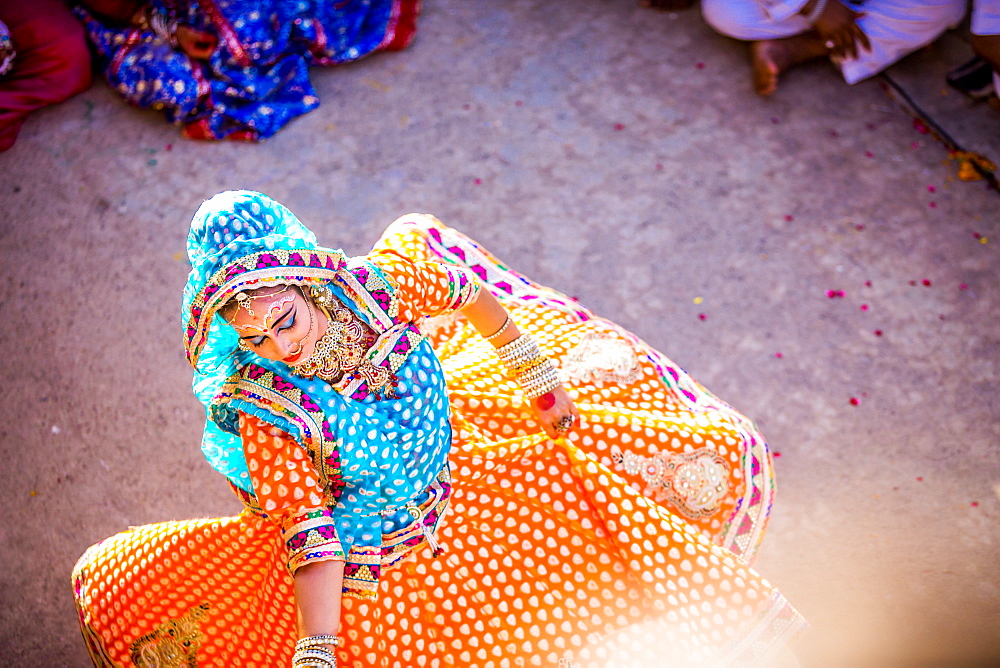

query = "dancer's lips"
[284, 350, 303, 364]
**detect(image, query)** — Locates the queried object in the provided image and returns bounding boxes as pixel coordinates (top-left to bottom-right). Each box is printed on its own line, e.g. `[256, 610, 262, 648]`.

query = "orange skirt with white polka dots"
[72, 217, 805, 667]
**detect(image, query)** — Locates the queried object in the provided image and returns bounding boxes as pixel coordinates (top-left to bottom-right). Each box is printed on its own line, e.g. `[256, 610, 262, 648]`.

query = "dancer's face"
[222, 285, 325, 365]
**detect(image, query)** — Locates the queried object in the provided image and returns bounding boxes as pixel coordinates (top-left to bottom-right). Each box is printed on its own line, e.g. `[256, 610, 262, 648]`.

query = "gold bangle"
[484, 315, 512, 342]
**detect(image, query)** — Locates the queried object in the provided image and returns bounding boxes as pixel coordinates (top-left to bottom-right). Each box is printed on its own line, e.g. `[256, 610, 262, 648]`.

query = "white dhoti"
[702, 0, 966, 84]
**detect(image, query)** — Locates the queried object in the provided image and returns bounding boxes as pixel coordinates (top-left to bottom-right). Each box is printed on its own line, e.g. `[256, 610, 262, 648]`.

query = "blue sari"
[76, 0, 420, 140]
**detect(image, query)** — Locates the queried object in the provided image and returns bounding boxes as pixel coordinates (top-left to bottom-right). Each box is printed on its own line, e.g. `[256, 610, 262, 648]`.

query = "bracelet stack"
[496, 334, 561, 399]
[292, 635, 340, 668]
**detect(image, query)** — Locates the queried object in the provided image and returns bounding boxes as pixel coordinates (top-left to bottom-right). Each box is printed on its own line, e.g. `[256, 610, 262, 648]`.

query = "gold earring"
[310, 285, 333, 307]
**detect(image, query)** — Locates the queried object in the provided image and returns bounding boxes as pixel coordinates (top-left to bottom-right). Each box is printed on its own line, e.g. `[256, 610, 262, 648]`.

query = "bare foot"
[750, 33, 830, 97]
[751, 40, 783, 96]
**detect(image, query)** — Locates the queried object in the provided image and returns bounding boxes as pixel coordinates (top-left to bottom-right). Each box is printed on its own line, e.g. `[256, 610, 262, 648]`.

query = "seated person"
[701, 0, 965, 96]
[968, 1, 1000, 110]
[0, 0, 92, 152]
[75, 0, 420, 141]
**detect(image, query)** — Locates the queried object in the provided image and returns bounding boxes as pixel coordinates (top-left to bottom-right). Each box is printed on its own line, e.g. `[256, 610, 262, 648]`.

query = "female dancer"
[73, 191, 805, 666]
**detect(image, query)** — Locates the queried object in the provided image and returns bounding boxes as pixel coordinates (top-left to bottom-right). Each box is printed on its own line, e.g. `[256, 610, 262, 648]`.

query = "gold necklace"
[290, 292, 391, 393]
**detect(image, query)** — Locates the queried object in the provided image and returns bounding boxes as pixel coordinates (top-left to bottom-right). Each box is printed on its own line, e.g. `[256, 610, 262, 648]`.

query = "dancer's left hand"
[532, 386, 580, 440]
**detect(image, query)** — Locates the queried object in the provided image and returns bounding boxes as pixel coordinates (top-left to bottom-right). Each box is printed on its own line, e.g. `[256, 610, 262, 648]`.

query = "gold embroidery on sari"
[562, 332, 641, 386]
[129, 603, 210, 667]
[611, 446, 729, 518]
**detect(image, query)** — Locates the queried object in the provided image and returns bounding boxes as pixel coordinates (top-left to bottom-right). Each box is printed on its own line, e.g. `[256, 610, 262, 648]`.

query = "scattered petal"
[165, 143, 173, 151]
[865, 122, 876, 130]
[916, 476, 923, 481]
[771, 116, 781, 124]
[849, 397, 860, 406]
[774, 451, 782, 458]
[463, 103, 471, 110]
[913, 119, 930, 134]
[909, 280, 917, 287]
[959, 283, 968, 290]
[874, 329, 883, 336]
[939, 314, 946, 320]
[972, 232, 981, 239]
[51, 425, 60, 434]
[911, 141, 920, 149]
[693, 297, 703, 304]
[980, 237, 989, 245]
[696, 62, 705, 69]
[971, 501, 979, 507]
[784, 214, 794, 222]
[855, 224, 865, 231]
[698, 313, 707, 321]
[613, 123, 626, 131]
[774, 352, 783, 359]
[655, 163, 664, 171]
[928, 201, 937, 208]
[922, 279, 932, 286]
[473, 178, 482, 185]
[927, 185, 935, 193]
[864, 150, 874, 158]
[860, 304, 869, 311]
[29, 490, 37, 497]
[515, 100, 523, 106]
[865, 280, 872, 287]
[828, 129, 839, 138]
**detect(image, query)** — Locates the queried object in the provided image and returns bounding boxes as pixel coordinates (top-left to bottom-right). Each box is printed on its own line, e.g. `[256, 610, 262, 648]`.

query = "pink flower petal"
[922, 279, 932, 286]
[960, 283, 968, 290]
[784, 214, 794, 222]
[864, 150, 874, 158]
[774, 452, 782, 458]
[913, 119, 929, 134]
[909, 280, 917, 286]
[855, 224, 865, 231]
[928, 201, 937, 208]
[613, 123, 626, 131]
[860, 304, 869, 311]
[655, 163, 664, 171]
[927, 185, 936, 193]
[473, 178, 482, 185]
[971, 501, 979, 507]
[916, 476, 923, 481]
[698, 313, 707, 321]
[696, 62, 705, 69]
[849, 397, 860, 405]
[865, 280, 872, 287]
[515, 100, 523, 106]
[774, 352, 783, 359]
[874, 329, 883, 336]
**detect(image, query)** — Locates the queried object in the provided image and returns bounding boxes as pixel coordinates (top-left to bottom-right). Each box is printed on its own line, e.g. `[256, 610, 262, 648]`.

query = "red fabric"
[0, 0, 92, 152]
[381, 0, 421, 51]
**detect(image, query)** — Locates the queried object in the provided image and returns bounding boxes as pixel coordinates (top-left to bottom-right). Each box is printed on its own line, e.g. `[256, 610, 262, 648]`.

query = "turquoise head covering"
[182, 192, 452, 558]
[182, 190, 350, 488]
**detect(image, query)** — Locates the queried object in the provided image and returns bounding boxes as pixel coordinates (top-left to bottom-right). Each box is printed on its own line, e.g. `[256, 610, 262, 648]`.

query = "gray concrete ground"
[1, 1, 997, 666]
